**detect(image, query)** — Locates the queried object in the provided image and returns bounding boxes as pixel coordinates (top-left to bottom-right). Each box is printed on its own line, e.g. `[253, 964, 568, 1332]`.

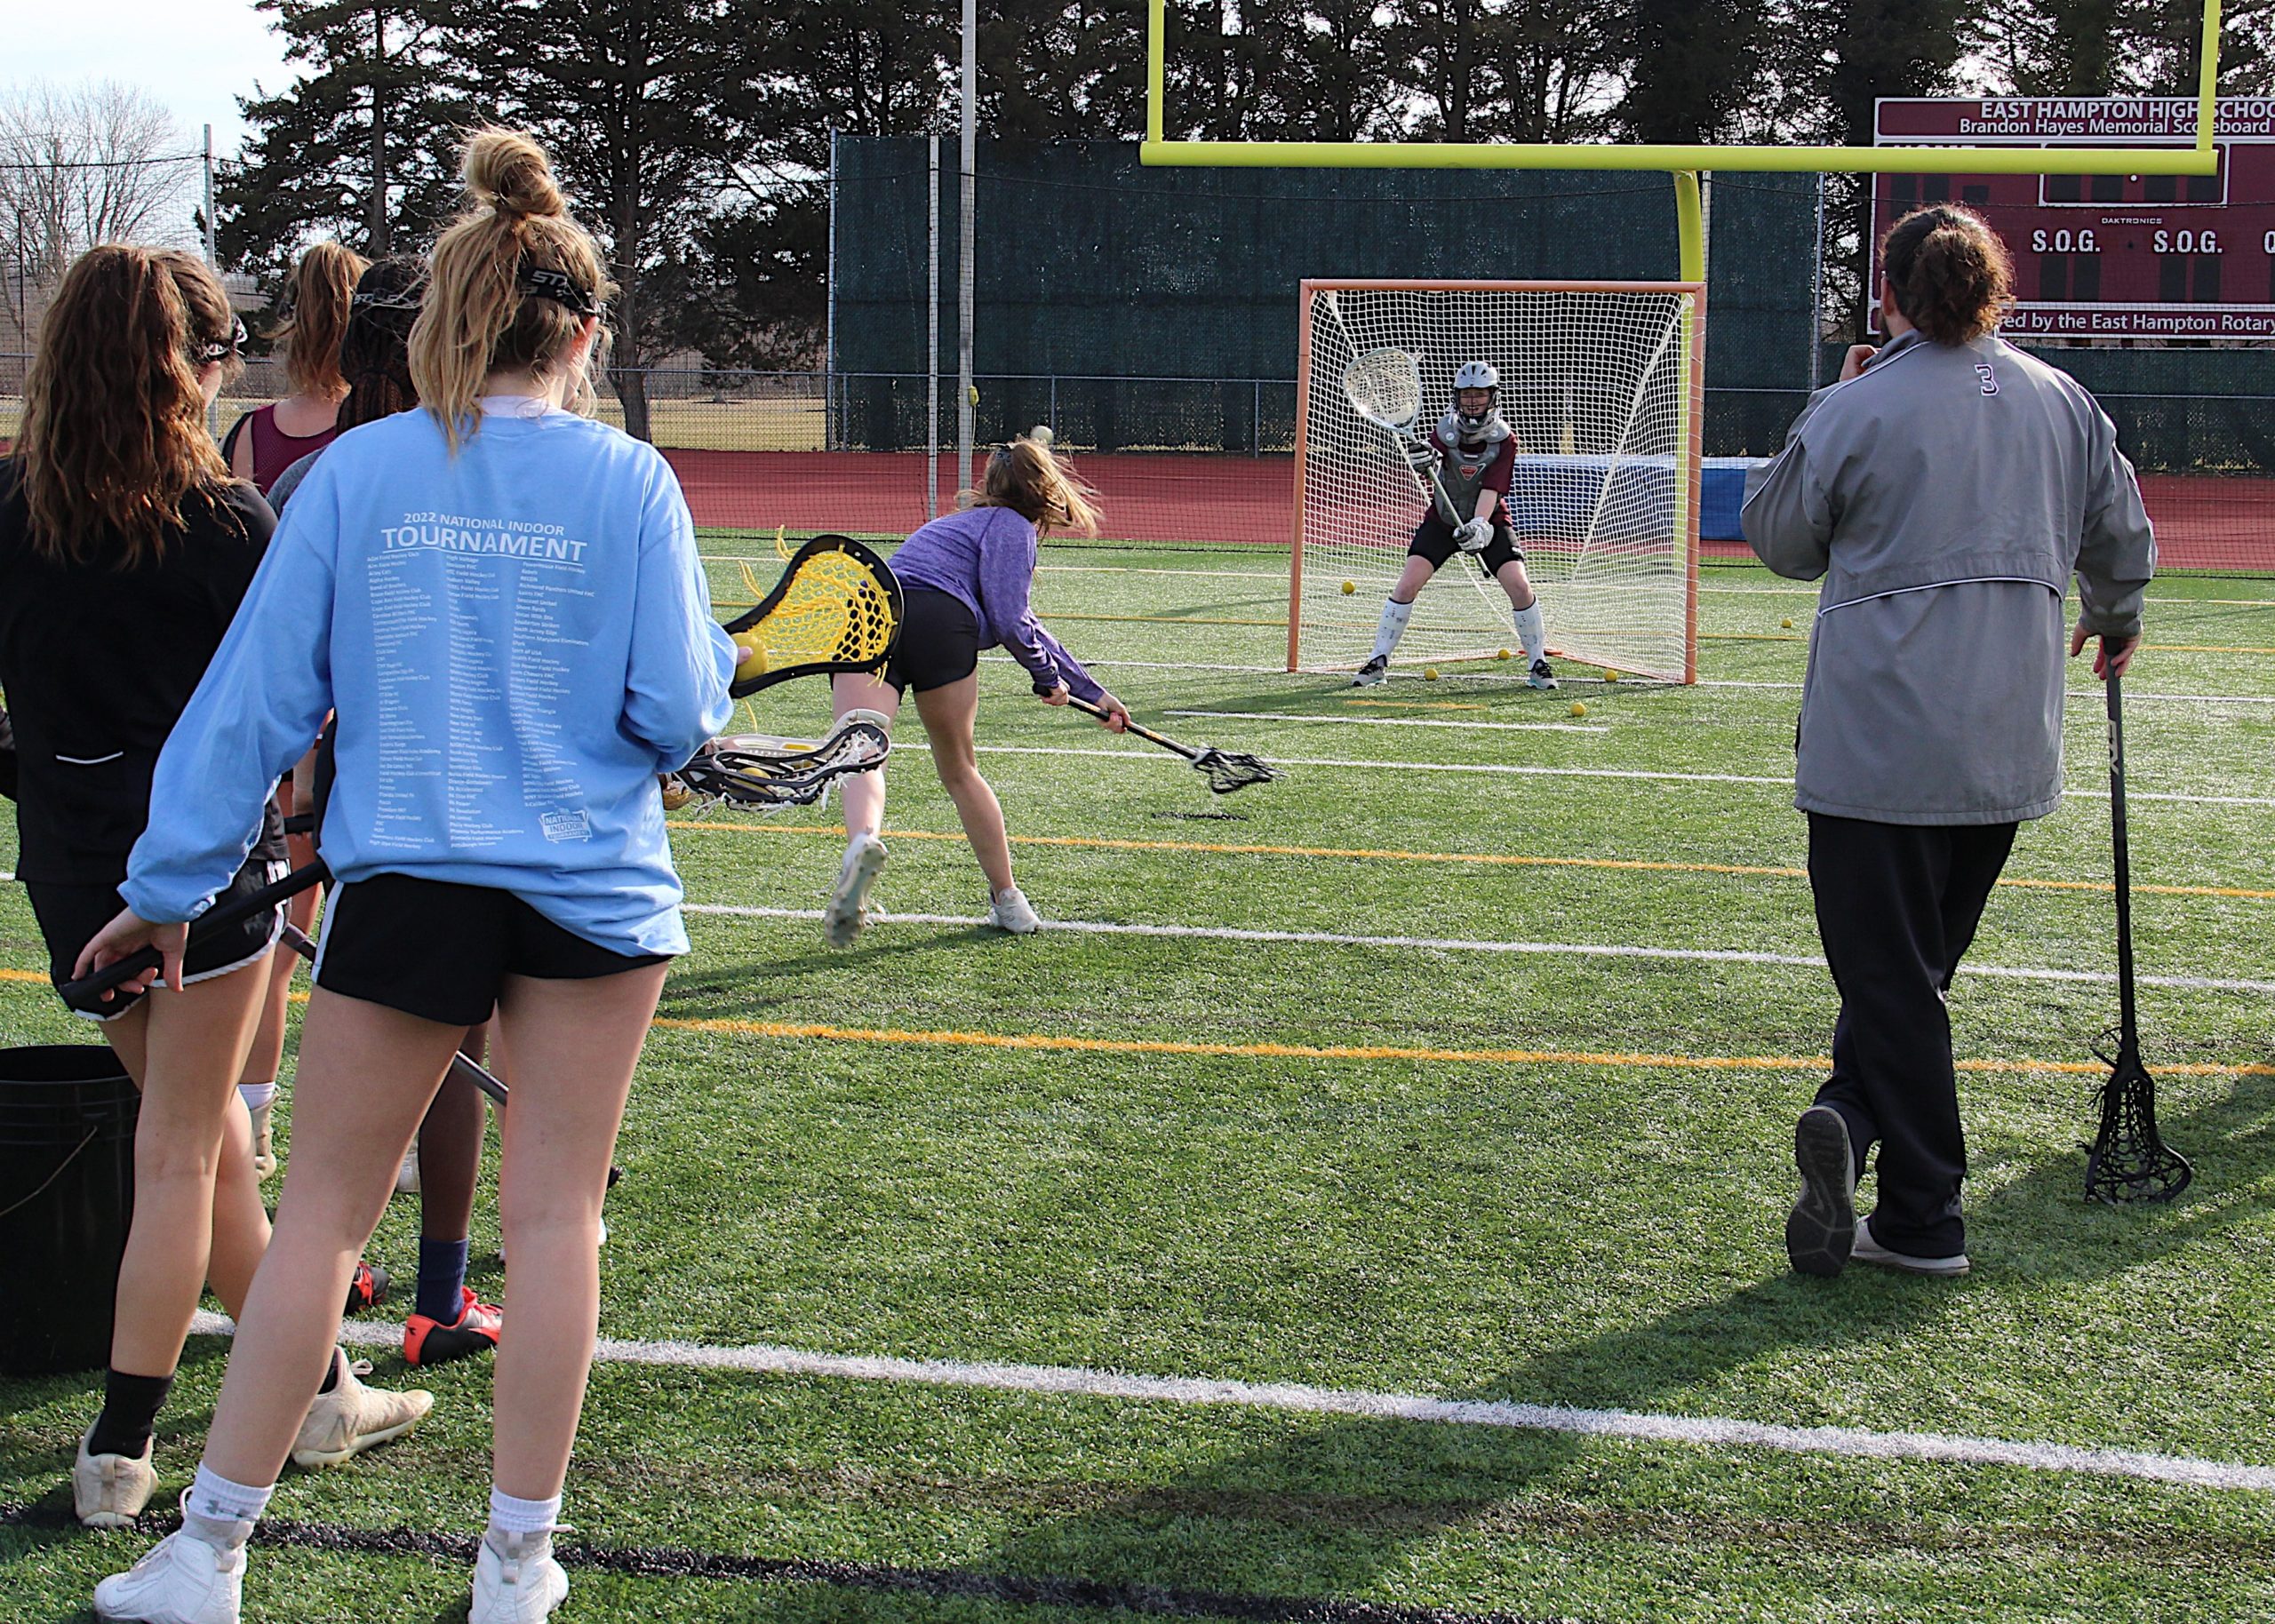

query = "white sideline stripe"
[682, 904, 2275, 994]
[973, 657, 2275, 709]
[1168, 708, 1609, 735]
[918, 742, 2275, 806]
[196, 1311, 2275, 1494]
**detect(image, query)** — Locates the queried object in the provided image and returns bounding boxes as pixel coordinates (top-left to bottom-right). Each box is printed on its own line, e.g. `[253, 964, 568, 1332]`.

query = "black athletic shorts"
[313, 872, 670, 1027]
[882, 588, 983, 695]
[28, 855, 290, 1023]
[1409, 513, 1524, 574]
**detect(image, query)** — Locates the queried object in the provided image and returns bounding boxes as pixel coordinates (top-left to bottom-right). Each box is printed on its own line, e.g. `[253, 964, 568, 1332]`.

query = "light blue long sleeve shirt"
[124, 404, 738, 956]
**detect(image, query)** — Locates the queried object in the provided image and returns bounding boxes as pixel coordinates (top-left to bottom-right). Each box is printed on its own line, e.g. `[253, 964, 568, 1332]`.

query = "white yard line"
[199, 1311, 2271, 1494]
[906, 741, 2275, 806]
[1169, 709, 1608, 735]
[683, 904, 2275, 994]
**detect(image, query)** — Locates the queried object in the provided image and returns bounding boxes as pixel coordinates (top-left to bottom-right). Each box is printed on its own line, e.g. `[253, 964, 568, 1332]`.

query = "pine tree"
[218, 0, 473, 279]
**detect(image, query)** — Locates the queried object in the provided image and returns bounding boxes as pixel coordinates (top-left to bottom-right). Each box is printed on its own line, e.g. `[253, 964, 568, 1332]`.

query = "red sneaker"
[344, 1259, 389, 1316]
[403, 1286, 504, 1368]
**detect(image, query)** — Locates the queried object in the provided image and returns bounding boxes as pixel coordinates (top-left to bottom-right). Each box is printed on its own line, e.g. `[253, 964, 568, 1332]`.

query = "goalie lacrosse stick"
[1065, 697, 1280, 795]
[722, 534, 902, 698]
[663, 709, 893, 813]
[2084, 671, 2192, 1204]
[1340, 346, 1465, 530]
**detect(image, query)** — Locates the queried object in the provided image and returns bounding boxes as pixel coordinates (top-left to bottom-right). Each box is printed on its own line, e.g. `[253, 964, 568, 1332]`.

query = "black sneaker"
[345, 1259, 390, 1316]
[1526, 658, 1559, 691]
[1785, 1106, 1856, 1278]
[1352, 656, 1388, 688]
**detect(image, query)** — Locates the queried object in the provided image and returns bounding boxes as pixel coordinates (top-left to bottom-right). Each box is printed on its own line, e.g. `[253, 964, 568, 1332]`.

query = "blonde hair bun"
[464, 127, 564, 219]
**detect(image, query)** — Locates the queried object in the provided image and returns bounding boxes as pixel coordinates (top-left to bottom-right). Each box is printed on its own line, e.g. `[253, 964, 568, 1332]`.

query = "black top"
[0, 458, 287, 886]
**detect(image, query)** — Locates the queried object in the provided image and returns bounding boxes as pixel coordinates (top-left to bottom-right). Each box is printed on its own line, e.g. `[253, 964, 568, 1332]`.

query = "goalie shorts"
[1409, 513, 1523, 574]
[882, 588, 984, 695]
[29, 855, 289, 1022]
[314, 873, 670, 1027]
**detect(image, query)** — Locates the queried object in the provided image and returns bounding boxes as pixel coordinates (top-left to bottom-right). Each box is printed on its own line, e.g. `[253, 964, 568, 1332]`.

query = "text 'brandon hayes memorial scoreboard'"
[1873, 98, 2275, 340]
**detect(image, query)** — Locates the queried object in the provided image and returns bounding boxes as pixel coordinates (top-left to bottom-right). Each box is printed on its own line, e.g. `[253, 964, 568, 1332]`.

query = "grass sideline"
[4, 547, 2274, 1621]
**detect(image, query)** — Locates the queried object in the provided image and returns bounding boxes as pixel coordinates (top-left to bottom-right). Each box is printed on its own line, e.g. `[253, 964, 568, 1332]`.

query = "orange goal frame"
[1290, 278, 1706, 683]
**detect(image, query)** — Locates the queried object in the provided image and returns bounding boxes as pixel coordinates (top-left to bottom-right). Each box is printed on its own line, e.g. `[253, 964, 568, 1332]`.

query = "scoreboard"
[1872, 98, 2275, 341]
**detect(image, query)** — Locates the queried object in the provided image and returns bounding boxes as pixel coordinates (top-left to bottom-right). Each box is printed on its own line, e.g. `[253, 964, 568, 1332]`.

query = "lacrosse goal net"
[1293, 280, 1703, 682]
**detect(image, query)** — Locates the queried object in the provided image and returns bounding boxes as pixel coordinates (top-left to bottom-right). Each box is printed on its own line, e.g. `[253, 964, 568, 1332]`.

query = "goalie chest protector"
[1433, 410, 1511, 507]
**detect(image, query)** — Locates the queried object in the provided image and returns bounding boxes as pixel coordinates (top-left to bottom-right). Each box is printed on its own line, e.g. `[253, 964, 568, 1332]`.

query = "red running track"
[669, 448, 2275, 573]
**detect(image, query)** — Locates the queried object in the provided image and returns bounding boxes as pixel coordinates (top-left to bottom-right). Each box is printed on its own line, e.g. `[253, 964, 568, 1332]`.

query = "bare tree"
[0, 80, 198, 345]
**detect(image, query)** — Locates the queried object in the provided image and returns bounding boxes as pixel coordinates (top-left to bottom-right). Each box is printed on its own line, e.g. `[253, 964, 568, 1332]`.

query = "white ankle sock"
[488, 1487, 563, 1539]
[183, 1463, 271, 1548]
[237, 1082, 276, 1113]
[1372, 598, 1415, 661]
[1512, 600, 1547, 663]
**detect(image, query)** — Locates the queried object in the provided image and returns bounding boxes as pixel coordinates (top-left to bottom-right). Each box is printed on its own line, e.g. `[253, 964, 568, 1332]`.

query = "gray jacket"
[1743, 330, 2154, 825]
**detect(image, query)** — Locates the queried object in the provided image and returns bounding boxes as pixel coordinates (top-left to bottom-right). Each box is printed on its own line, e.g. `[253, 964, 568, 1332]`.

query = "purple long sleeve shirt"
[889, 505, 1105, 703]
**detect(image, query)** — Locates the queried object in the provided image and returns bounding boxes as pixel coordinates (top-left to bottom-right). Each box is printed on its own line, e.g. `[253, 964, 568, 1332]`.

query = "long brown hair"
[1881, 204, 2014, 346]
[15, 244, 243, 569]
[962, 436, 1099, 538]
[411, 128, 613, 453]
[269, 240, 367, 398]
[336, 256, 427, 431]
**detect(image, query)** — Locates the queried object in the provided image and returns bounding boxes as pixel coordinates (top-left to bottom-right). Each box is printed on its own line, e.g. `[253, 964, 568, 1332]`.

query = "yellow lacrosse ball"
[1601, 668, 1621, 683]
[1496, 648, 1511, 660]
[1424, 666, 1441, 681]
[1340, 580, 1356, 594]
[1781, 617, 1794, 629]
[732, 633, 769, 681]
[1569, 702, 1587, 717]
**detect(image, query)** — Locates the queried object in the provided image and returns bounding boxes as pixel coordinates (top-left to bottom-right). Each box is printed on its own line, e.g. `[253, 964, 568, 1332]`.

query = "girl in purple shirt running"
[826, 437, 1129, 944]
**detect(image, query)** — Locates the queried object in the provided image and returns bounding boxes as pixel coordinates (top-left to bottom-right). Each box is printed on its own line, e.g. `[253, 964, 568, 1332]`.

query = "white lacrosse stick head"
[1342, 347, 1424, 434]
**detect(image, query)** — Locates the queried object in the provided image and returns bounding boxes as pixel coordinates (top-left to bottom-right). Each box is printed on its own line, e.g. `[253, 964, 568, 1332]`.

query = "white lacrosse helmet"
[1452, 360, 1500, 435]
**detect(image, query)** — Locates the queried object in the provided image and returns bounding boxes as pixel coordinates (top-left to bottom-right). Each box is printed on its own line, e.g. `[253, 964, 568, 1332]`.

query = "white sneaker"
[93, 1526, 244, 1623]
[1852, 1216, 1971, 1278]
[75, 1426, 158, 1529]
[471, 1530, 570, 1623]
[988, 886, 1042, 935]
[824, 834, 889, 948]
[394, 1140, 420, 1196]
[247, 1100, 275, 1182]
[1351, 656, 1388, 688]
[1527, 658, 1559, 691]
[291, 1353, 434, 1468]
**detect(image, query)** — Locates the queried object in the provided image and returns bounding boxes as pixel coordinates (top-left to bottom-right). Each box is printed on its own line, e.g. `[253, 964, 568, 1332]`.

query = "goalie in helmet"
[1353, 361, 1556, 690]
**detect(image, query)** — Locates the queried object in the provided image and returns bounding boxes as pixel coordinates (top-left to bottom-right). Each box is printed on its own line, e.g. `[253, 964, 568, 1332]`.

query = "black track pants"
[1806, 813, 2018, 1259]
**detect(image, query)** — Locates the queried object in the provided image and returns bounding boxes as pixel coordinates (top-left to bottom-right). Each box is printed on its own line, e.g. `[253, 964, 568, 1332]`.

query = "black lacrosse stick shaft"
[2106, 672, 2139, 1050]
[1067, 696, 1199, 760]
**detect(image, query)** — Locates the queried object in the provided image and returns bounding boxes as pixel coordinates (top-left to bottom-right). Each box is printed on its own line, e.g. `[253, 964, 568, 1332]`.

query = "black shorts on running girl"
[882, 588, 984, 695]
[28, 856, 290, 1022]
[313, 872, 671, 1026]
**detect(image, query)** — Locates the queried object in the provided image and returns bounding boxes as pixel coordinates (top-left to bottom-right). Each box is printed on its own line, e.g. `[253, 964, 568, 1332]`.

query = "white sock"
[487, 1487, 563, 1552]
[238, 1081, 276, 1113]
[1371, 598, 1415, 662]
[183, 1463, 271, 1548]
[1513, 600, 1548, 663]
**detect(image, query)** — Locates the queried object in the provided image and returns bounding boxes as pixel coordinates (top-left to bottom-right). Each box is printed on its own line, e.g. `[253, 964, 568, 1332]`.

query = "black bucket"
[0, 1045, 139, 1376]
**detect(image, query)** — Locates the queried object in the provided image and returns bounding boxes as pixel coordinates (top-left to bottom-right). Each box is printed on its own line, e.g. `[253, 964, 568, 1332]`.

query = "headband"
[517, 263, 601, 319]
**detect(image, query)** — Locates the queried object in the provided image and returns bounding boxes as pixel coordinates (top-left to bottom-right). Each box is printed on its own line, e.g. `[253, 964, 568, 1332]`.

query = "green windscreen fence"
[828, 139, 1822, 459]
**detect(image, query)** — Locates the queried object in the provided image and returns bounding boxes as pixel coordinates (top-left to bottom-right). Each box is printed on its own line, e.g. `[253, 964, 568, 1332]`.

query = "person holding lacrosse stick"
[1744, 203, 2155, 1280]
[824, 434, 1130, 944]
[1, 246, 430, 1533]
[80, 128, 737, 1624]
[1350, 360, 1557, 691]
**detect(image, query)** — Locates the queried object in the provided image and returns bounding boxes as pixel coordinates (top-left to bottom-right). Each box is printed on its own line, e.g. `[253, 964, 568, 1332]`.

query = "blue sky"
[9, 0, 296, 157]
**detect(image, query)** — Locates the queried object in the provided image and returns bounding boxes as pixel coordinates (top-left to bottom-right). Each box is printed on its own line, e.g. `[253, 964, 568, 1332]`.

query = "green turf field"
[5, 545, 2274, 1622]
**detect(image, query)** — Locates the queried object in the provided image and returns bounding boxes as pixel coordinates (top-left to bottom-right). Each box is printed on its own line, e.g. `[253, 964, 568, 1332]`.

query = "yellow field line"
[7, 970, 2262, 1080]
[669, 821, 2275, 901]
[643, 1011, 2275, 1079]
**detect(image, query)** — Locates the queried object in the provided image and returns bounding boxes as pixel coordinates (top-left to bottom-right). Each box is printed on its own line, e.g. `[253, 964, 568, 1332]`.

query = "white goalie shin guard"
[1372, 598, 1415, 662]
[1512, 599, 1547, 664]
